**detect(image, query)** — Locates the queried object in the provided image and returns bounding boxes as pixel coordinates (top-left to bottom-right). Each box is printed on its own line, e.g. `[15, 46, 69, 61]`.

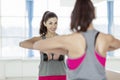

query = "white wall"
[0, 0, 2, 57]
[0, 58, 39, 80]
[106, 58, 120, 72]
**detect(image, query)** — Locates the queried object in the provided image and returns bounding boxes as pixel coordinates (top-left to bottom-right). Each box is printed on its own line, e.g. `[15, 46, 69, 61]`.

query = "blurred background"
[0, 0, 120, 80]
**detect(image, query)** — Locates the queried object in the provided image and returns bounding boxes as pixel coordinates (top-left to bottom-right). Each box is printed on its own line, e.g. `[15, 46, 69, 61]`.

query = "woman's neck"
[87, 23, 94, 30]
[46, 32, 57, 38]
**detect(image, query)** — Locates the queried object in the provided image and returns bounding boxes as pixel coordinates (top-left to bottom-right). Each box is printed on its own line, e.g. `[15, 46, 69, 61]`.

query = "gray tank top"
[67, 29, 106, 80]
[39, 36, 66, 76]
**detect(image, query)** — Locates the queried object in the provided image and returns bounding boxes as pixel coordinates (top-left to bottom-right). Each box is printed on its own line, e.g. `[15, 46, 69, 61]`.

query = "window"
[0, 0, 120, 58]
[93, 1, 108, 33]
[113, 0, 120, 58]
[1, 0, 27, 58]
[0, 0, 73, 58]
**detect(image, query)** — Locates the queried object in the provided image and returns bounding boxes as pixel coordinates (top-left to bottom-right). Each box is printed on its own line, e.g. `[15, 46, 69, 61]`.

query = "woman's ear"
[43, 22, 47, 27]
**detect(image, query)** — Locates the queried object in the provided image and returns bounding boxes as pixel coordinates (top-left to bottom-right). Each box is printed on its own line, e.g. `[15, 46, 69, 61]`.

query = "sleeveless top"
[67, 29, 106, 80]
[38, 36, 66, 77]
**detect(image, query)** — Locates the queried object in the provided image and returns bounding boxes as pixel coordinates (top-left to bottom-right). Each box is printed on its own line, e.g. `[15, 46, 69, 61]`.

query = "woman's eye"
[49, 22, 52, 25]
[55, 22, 57, 24]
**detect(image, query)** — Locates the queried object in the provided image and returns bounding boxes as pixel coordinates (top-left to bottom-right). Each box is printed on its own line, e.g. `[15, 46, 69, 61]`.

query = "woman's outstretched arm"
[19, 37, 41, 49]
[33, 36, 68, 53]
[20, 36, 68, 55]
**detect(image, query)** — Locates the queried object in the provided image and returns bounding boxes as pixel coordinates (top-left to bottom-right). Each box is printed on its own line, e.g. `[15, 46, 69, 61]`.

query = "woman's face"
[44, 17, 58, 33]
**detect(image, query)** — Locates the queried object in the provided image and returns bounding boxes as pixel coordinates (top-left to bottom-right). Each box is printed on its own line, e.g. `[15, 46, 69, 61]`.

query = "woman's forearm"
[19, 41, 34, 49]
[19, 37, 41, 49]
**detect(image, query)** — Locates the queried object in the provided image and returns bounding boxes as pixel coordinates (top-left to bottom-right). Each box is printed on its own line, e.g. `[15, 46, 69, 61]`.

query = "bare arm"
[108, 35, 120, 51]
[33, 36, 67, 54]
[19, 37, 41, 49]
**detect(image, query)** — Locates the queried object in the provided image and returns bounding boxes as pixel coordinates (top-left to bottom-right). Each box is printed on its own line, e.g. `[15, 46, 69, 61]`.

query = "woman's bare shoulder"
[28, 35, 42, 42]
[60, 33, 75, 39]
[50, 33, 73, 44]
[96, 32, 117, 48]
[99, 32, 113, 40]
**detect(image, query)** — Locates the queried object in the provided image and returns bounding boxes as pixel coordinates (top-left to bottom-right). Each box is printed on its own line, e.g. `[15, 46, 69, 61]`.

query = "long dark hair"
[70, 0, 95, 32]
[39, 11, 58, 36]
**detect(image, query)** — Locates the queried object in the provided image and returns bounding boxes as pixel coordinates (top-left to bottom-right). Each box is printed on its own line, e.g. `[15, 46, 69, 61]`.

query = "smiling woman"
[19, 11, 66, 80]
[0, 0, 73, 58]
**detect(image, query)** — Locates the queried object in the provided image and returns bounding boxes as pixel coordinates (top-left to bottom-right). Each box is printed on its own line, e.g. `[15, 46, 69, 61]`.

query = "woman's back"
[66, 29, 109, 80]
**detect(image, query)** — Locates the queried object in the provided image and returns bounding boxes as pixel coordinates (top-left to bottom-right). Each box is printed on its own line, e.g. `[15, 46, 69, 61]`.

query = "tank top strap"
[81, 29, 99, 51]
[94, 32, 100, 46]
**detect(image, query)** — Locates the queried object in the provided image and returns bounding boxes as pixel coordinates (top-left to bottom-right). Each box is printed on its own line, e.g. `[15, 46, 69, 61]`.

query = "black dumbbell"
[58, 55, 64, 61]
